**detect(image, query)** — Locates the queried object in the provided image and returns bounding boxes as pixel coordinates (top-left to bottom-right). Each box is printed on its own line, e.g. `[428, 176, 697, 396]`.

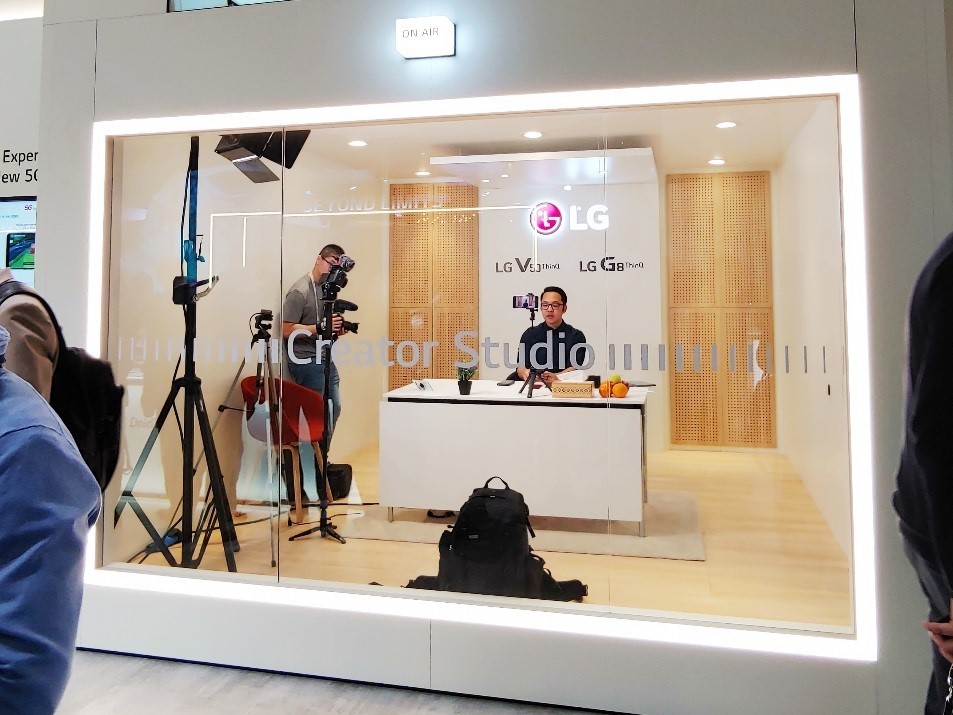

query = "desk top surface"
[384, 379, 648, 408]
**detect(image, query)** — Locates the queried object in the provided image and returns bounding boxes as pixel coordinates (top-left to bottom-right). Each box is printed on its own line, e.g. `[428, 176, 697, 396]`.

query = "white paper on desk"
[557, 369, 588, 381]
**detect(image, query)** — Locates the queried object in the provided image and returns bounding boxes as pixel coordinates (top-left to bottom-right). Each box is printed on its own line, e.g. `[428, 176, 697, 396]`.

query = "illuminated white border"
[87, 74, 874, 661]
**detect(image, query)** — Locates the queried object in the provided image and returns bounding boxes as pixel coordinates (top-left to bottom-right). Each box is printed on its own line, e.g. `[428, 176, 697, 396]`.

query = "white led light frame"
[87, 74, 874, 661]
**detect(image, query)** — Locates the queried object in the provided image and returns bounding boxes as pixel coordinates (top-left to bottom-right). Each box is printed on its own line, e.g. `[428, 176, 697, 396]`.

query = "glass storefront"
[103, 94, 853, 634]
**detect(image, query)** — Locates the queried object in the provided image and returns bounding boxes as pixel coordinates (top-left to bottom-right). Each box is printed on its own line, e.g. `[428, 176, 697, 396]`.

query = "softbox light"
[214, 130, 311, 183]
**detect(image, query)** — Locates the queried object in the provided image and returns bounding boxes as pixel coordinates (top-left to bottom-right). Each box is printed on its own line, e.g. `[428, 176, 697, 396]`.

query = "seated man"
[515, 286, 588, 388]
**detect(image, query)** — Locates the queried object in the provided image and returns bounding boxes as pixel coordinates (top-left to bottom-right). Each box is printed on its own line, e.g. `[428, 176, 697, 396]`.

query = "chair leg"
[280, 445, 305, 526]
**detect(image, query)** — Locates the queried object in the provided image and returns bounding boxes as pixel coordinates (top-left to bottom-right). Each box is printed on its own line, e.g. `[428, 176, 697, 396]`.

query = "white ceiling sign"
[396, 16, 455, 59]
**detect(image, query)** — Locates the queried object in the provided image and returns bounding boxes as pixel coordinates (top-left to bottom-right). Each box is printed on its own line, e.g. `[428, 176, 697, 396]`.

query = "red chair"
[240, 376, 326, 525]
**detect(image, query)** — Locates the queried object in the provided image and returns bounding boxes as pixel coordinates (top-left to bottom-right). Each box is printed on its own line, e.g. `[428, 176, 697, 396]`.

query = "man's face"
[314, 252, 342, 277]
[539, 291, 566, 328]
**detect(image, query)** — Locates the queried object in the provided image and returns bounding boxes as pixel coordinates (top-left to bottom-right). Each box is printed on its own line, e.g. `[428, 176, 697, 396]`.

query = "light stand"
[289, 285, 346, 545]
[114, 136, 240, 571]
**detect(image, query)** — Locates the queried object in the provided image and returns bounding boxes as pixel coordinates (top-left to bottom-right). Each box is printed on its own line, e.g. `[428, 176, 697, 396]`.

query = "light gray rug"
[335, 492, 705, 560]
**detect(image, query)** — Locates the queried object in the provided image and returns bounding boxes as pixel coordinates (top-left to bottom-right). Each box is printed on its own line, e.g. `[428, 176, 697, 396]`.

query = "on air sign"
[530, 202, 609, 236]
[396, 16, 456, 59]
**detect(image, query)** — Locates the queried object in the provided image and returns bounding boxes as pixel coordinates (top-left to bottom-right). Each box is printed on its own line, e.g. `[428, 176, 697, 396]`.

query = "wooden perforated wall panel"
[670, 309, 721, 445]
[668, 174, 716, 305]
[389, 184, 433, 307]
[667, 172, 776, 448]
[722, 172, 772, 306]
[433, 307, 478, 379]
[724, 309, 776, 447]
[388, 183, 479, 389]
[388, 308, 431, 389]
[432, 185, 478, 305]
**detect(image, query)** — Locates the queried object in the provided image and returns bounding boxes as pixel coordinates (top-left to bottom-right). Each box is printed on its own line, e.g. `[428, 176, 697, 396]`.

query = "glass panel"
[106, 130, 284, 581]
[169, 0, 291, 12]
[102, 94, 854, 636]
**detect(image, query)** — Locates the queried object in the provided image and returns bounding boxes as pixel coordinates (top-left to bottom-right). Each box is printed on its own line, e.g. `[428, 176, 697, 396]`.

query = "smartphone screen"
[512, 294, 538, 309]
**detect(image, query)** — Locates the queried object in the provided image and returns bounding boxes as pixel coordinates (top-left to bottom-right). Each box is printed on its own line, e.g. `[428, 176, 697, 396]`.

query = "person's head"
[539, 286, 568, 328]
[312, 243, 346, 278]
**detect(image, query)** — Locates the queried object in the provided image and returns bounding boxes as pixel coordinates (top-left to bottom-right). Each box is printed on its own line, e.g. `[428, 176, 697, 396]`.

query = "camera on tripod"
[254, 308, 273, 333]
[323, 254, 356, 294]
[320, 255, 359, 335]
[331, 300, 360, 335]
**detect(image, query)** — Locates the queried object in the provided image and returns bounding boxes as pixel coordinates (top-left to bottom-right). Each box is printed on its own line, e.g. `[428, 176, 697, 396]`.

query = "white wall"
[35, 0, 953, 713]
[0, 17, 40, 285]
[774, 100, 851, 556]
[478, 172, 665, 451]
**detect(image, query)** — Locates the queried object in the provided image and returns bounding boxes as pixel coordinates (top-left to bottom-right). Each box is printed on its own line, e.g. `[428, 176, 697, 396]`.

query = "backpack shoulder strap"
[0, 280, 68, 356]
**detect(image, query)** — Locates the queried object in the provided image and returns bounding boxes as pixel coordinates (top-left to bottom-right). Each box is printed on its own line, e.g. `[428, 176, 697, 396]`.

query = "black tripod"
[519, 367, 543, 399]
[114, 277, 240, 571]
[114, 135, 239, 571]
[289, 291, 346, 545]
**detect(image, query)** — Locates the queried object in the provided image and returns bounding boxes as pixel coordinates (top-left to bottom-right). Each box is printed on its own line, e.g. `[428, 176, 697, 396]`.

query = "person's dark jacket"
[894, 230, 953, 591]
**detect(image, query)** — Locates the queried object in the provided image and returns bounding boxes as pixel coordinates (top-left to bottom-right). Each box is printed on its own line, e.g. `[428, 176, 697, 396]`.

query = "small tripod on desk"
[519, 368, 543, 399]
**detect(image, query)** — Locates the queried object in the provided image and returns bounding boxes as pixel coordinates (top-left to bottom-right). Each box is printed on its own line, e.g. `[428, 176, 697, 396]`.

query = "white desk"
[379, 379, 648, 534]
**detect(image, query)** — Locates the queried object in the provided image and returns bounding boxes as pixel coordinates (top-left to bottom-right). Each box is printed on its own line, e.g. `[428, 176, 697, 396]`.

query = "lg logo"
[529, 202, 609, 236]
[530, 202, 562, 235]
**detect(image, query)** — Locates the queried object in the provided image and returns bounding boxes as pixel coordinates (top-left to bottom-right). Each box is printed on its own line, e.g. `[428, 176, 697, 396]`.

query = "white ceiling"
[289, 95, 833, 188]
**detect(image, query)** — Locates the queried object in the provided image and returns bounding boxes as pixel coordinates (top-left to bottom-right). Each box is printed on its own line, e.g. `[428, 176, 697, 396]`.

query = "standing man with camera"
[282, 243, 351, 441]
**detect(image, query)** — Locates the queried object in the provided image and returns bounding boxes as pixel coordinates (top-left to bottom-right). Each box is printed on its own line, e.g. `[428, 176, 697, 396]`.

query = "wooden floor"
[135, 449, 852, 632]
[59, 650, 607, 714]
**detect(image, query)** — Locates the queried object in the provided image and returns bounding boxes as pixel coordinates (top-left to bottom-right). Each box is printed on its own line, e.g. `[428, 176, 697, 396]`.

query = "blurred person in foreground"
[894, 230, 953, 714]
[0, 324, 101, 714]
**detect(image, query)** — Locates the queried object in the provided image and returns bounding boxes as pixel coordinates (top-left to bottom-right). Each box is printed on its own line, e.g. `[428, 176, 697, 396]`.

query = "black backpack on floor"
[0, 280, 124, 492]
[408, 477, 587, 602]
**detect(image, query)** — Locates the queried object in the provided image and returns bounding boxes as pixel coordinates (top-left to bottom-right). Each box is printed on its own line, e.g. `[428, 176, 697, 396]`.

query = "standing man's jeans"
[901, 536, 953, 714]
[286, 359, 341, 443]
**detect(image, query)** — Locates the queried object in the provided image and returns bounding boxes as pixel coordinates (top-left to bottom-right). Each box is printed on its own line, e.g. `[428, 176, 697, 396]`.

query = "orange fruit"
[611, 382, 629, 398]
[598, 381, 611, 398]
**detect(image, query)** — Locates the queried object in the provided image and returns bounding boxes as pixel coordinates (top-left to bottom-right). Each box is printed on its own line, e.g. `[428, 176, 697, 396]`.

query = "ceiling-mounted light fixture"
[523, 131, 543, 139]
[415, 170, 431, 177]
[708, 158, 726, 166]
[715, 121, 737, 129]
[348, 140, 368, 147]
[214, 130, 311, 183]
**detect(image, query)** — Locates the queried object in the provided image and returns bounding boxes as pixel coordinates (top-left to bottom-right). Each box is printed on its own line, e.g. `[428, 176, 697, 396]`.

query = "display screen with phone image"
[6, 232, 35, 269]
[512, 293, 539, 309]
[1, 196, 37, 274]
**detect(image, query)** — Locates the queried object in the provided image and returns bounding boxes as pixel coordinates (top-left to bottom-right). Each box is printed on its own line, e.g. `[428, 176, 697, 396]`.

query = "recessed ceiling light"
[715, 121, 737, 129]
[564, 185, 572, 191]
[708, 158, 726, 166]
[348, 140, 367, 147]
[349, 186, 357, 191]
[415, 170, 431, 177]
[481, 179, 490, 183]
[501, 173, 509, 178]
[523, 131, 543, 139]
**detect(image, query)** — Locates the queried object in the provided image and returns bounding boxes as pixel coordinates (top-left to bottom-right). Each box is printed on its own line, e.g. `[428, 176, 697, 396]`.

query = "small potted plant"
[457, 366, 477, 395]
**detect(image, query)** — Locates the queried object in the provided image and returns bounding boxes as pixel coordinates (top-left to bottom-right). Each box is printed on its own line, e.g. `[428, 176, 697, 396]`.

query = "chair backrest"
[240, 376, 325, 446]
